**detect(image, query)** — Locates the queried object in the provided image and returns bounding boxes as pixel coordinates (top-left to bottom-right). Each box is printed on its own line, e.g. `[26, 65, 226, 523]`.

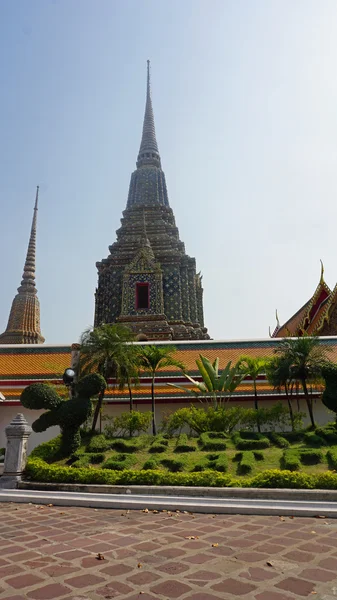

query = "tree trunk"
[254, 382, 261, 433]
[91, 389, 105, 432]
[285, 383, 295, 431]
[151, 374, 156, 435]
[301, 378, 315, 428]
[128, 378, 133, 412]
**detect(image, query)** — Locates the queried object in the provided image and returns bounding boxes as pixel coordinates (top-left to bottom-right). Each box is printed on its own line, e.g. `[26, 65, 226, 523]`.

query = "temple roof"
[0, 338, 333, 403]
[272, 263, 335, 337]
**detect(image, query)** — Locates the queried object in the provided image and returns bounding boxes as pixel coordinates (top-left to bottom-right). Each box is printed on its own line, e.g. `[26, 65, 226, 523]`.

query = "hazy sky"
[1, 0, 337, 344]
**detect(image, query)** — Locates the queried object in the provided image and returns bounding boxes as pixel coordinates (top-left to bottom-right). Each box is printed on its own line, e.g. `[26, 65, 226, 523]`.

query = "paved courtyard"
[0, 502, 337, 599]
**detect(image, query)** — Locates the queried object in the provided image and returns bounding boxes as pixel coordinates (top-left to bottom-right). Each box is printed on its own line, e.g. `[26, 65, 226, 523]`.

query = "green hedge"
[281, 449, 300, 471]
[208, 452, 228, 473]
[269, 432, 290, 448]
[303, 432, 327, 448]
[86, 435, 111, 453]
[160, 458, 185, 472]
[142, 458, 159, 470]
[199, 433, 227, 451]
[327, 448, 337, 470]
[25, 458, 337, 489]
[300, 449, 323, 465]
[174, 434, 196, 453]
[236, 438, 270, 450]
[110, 438, 145, 453]
[238, 451, 255, 475]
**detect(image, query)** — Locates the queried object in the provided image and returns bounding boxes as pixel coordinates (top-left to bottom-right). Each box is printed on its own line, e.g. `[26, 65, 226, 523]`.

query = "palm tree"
[275, 335, 329, 428]
[79, 324, 137, 431]
[138, 345, 185, 435]
[238, 356, 268, 433]
[168, 355, 244, 408]
[266, 355, 295, 430]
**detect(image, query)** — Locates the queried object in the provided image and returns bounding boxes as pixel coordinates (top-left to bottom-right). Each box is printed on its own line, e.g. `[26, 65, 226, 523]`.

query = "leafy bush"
[315, 425, 337, 444]
[86, 435, 111, 453]
[162, 405, 250, 435]
[72, 455, 91, 469]
[199, 433, 227, 451]
[238, 451, 255, 474]
[253, 451, 264, 461]
[326, 448, 337, 470]
[24, 455, 337, 489]
[174, 434, 196, 453]
[148, 441, 167, 453]
[160, 458, 185, 472]
[21, 374, 106, 456]
[236, 438, 270, 450]
[110, 437, 146, 453]
[142, 458, 159, 470]
[269, 432, 290, 448]
[30, 436, 63, 463]
[104, 411, 152, 438]
[192, 459, 209, 472]
[303, 432, 327, 447]
[281, 449, 300, 471]
[88, 453, 105, 464]
[282, 431, 304, 443]
[300, 449, 323, 465]
[103, 454, 136, 470]
[208, 453, 228, 472]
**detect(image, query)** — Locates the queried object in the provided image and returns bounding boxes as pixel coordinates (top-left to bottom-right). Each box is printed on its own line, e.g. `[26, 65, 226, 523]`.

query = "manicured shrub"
[303, 432, 327, 447]
[174, 434, 196, 453]
[326, 448, 337, 470]
[103, 454, 136, 470]
[110, 437, 146, 453]
[208, 432, 227, 439]
[315, 425, 337, 444]
[142, 458, 159, 470]
[300, 449, 323, 465]
[24, 455, 337, 489]
[88, 453, 105, 464]
[282, 431, 304, 443]
[238, 451, 255, 474]
[269, 432, 290, 448]
[281, 449, 300, 471]
[30, 436, 63, 463]
[72, 455, 91, 469]
[86, 435, 111, 453]
[192, 459, 209, 472]
[21, 374, 106, 456]
[161, 458, 185, 472]
[199, 433, 227, 451]
[148, 437, 167, 453]
[236, 438, 270, 450]
[210, 453, 228, 473]
[253, 451, 264, 461]
[239, 431, 261, 440]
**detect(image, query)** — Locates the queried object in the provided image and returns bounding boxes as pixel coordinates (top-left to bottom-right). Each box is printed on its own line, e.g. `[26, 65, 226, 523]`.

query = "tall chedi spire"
[0, 187, 45, 344]
[95, 62, 209, 341]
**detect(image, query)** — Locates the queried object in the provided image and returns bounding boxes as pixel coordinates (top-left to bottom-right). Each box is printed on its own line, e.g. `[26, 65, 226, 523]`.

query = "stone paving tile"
[1, 503, 337, 600]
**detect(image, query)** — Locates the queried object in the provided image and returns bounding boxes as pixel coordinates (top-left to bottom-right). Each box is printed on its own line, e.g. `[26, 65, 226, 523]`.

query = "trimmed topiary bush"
[142, 458, 159, 470]
[20, 373, 106, 456]
[300, 449, 323, 465]
[281, 449, 300, 471]
[86, 434, 111, 453]
[326, 448, 337, 470]
[253, 451, 264, 461]
[175, 434, 196, 453]
[208, 453, 228, 472]
[315, 425, 337, 444]
[199, 433, 227, 451]
[269, 432, 290, 448]
[102, 454, 136, 470]
[110, 437, 146, 453]
[238, 451, 255, 474]
[161, 458, 185, 472]
[236, 438, 270, 450]
[303, 432, 327, 447]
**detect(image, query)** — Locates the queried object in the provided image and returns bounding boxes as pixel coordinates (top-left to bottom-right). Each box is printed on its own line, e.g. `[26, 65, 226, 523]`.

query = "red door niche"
[136, 283, 150, 309]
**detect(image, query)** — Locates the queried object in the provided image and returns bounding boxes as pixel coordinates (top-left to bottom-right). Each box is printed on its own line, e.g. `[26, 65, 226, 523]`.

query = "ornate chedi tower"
[0, 187, 45, 344]
[95, 62, 209, 341]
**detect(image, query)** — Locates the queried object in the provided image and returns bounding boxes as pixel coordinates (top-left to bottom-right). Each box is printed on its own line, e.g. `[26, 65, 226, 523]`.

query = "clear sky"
[1, 0, 337, 344]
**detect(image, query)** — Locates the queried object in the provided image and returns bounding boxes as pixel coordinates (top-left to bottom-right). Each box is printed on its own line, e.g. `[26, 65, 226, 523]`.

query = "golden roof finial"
[320, 259, 325, 284]
[275, 309, 280, 328]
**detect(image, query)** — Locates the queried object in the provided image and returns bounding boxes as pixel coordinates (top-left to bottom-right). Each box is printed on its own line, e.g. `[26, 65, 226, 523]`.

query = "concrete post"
[0, 413, 32, 489]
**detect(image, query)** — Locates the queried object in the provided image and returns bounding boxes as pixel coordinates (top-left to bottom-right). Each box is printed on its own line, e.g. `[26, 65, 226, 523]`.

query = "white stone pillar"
[0, 414, 32, 489]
